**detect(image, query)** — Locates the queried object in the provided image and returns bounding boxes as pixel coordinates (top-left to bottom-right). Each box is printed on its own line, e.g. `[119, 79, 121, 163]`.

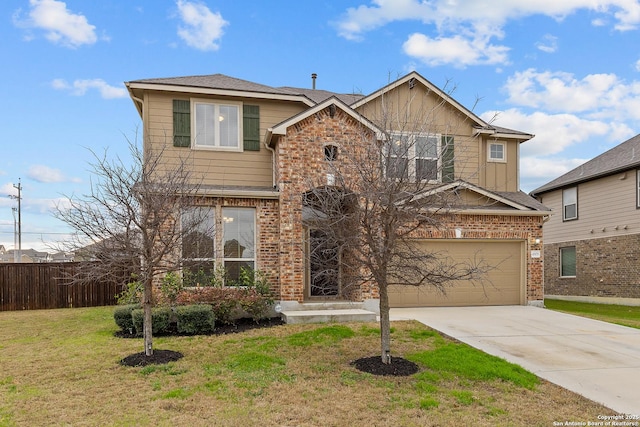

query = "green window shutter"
[243, 105, 260, 151]
[173, 100, 191, 147]
[441, 135, 454, 183]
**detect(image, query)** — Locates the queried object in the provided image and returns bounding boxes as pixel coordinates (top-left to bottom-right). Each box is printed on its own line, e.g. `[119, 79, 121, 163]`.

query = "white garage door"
[388, 240, 524, 307]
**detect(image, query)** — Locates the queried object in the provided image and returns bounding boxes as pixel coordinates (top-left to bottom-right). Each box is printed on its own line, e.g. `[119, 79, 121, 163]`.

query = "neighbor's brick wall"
[545, 234, 640, 298]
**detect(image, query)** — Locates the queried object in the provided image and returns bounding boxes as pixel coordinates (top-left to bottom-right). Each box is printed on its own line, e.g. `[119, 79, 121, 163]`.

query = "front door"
[306, 228, 340, 298]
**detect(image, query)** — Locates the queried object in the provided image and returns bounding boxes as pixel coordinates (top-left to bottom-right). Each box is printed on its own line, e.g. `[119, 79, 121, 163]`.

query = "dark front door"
[307, 229, 340, 298]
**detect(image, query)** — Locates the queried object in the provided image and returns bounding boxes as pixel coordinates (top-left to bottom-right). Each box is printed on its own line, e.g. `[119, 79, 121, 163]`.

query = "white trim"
[126, 82, 315, 106]
[191, 98, 242, 152]
[269, 96, 385, 140]
[488, 142, 506, 163]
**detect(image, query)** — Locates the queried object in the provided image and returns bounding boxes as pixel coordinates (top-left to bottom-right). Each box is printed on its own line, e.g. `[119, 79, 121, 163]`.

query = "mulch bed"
[118, 317, 285, 367]
[351, 356, 419, 376]
[118, 317, 419, 376]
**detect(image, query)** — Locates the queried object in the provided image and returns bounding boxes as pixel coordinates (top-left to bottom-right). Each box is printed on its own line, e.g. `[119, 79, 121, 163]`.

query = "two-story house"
[531, 133, 640, 303]
[125, 71, 549, 312]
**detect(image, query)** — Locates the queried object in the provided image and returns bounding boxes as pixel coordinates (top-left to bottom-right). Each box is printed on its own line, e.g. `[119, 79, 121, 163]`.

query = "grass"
[0, 306, 610, 426]
[545, 299, 640, 329]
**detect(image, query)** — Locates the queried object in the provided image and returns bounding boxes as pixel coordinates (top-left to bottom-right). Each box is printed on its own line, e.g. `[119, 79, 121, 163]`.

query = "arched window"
[324, 144, 338, 162]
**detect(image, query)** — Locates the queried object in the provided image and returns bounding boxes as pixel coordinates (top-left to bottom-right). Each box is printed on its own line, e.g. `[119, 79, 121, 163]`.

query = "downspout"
[264, 129, 277, 189]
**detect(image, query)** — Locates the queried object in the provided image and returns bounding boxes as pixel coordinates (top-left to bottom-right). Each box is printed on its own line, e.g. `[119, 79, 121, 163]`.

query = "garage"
[388, 240, 524, 307]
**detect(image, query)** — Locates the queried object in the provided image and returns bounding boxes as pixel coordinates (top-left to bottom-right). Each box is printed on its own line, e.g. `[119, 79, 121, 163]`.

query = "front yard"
[0, 306, 609, 426]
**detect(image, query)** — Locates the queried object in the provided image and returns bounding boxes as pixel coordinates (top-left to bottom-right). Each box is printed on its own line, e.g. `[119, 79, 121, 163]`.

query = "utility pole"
[11, 207, 18, 263]
[9, 179, 21, 263]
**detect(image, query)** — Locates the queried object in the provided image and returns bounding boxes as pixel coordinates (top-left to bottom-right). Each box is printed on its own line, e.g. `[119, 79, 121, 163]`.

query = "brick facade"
[545, 234, 640, 298]
[272, 106, 545, 304]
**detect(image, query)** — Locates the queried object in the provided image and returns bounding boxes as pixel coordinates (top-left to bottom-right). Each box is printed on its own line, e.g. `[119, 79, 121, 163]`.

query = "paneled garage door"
[388, 240, 524, 307]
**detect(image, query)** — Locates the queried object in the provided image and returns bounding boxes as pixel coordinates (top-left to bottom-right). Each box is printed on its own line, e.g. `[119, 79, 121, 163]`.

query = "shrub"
[238, 288, 272, 322]
[131, 307, 172, 336]
[116, 279, 143, 305]
[160, 271, 184, 306]
[175, 304, 215, 335]
[113, 304, 139, 333]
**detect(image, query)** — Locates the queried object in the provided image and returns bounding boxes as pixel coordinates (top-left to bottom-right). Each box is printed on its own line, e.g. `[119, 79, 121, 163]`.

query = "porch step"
[281, 309, 377, 324]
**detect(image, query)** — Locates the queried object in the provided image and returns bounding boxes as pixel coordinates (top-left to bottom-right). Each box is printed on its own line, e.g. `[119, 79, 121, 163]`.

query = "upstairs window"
[193, 100, 241, 150]
[387, 133, 440, 182]
[324, 144, 338, 162]
[488, 142, 506, 162]
[562, 187, 578, 221]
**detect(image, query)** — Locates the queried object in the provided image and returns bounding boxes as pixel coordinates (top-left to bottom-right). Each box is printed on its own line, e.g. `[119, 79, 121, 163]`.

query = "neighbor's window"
[562, 187, 578, 221]
[560, 246, 576, 277]
[488, 142, 506, 162]
[222, 207, 256, 283]
[193, 100, 241, 150]
[387, 133, 439, 181]
[181, 207, 215, 285]
[636, 169, 640, 208]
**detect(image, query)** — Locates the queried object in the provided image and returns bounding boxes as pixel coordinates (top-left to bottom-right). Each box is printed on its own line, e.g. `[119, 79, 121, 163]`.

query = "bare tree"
[54, 134, 210, 357]
[304, 82, 492, 364]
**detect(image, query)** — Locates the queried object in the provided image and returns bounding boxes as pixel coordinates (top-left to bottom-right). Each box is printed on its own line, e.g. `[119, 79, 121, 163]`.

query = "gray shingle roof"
[128, 74, 296, 96]
[127, 74, 363, 105]
[530, 133, 640, 196]
[278, 86, 364, 105]
[494, 191, 551, 211]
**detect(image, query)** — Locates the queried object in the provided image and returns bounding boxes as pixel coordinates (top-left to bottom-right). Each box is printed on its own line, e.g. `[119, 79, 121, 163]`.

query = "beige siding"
[540, 171, 640, 244]
[478, 138, 519, 192]
[144, 92, 306, 187]
[353, 81, 519, 191]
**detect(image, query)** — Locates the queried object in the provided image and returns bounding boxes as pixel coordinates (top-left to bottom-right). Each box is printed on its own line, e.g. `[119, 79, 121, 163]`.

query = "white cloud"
[403, 32, 509, 67]
[520, 156, 589, 179]
[535, 34, 558, 53]
[336, 0, 640, 40]
[335, 1, 640, 66]
[13, 0, 97, 48]
[503, 69, 640, 120]
[176, 0, 228, 51]
[27, 165, 81, 184]
[482, 108, 634, 157]
[51, 78, 127, 99]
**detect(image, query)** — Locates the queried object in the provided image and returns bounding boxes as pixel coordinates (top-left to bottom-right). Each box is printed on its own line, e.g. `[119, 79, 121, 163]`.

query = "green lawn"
[0, 306, 609, 426]
[545, 299, 640, 329]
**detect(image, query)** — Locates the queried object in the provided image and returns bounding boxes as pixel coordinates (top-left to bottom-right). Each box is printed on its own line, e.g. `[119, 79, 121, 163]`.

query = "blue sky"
[3, 0, 640, 252]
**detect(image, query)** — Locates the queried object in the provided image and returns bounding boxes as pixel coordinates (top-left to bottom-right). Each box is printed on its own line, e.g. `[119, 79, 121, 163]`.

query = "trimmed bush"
[113, 304, 139, 333]
[176, 304, 215, 335]
[131, 307, 172, 336]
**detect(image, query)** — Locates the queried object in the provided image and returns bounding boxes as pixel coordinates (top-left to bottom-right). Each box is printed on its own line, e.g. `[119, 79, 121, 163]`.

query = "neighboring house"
[125, 71, 549, 311]
[531, 134, 640, 301]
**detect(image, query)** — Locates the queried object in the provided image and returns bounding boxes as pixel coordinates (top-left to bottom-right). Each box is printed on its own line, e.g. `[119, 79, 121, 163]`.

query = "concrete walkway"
[390, 305, 640, 415]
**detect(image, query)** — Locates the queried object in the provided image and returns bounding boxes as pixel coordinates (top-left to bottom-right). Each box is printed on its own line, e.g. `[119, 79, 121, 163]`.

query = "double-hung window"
[562, 187, 578, 221]
[387, 133, 440, 182]
[222, 207, 256, 282]
[181, 207, 215, 285]
[193, 100, 241, 150]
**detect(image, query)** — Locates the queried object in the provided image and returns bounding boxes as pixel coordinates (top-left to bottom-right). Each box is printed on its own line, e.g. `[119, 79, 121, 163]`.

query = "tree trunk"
[379, 284, 391, 364]
[143, 277, 153, 357]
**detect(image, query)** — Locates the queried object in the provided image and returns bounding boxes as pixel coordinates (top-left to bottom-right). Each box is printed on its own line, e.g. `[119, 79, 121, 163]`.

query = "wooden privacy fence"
[0, 262, 129, 311]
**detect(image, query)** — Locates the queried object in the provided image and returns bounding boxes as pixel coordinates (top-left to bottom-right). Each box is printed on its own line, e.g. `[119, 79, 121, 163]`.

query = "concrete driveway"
[390, 305, 640, 415]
